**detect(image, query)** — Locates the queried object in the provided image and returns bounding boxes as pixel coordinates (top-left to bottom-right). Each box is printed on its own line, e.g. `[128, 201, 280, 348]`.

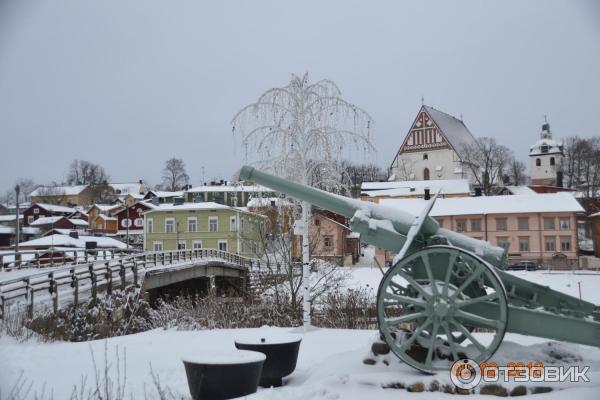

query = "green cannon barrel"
[239, 166, 506, 266]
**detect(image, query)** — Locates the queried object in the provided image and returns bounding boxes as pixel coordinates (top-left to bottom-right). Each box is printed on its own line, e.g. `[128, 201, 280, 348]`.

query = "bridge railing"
[0, 248, 259, 319]
[0, 248, 139, 270]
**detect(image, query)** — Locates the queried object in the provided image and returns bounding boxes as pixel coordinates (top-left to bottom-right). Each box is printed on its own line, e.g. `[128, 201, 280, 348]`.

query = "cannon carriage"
[240, 166, 600, 373]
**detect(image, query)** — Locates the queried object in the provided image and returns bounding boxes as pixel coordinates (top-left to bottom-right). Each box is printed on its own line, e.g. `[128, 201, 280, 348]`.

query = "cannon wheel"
[377, 245, 508, 373]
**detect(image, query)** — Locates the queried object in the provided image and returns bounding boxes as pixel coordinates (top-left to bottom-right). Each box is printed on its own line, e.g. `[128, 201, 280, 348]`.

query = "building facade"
[389, 105, 479, 183]
[22, 203, 78, 227]
[29, 186, 93, 207]
[143, 202, 265, 257]
[185, 184, 277, 207]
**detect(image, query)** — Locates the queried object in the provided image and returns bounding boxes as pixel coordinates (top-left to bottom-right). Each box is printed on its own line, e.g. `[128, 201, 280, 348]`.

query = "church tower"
[529, 119, 564, 186]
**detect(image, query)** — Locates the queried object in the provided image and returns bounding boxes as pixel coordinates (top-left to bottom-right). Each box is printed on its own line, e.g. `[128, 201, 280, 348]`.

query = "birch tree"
[232, 73, 374, 327]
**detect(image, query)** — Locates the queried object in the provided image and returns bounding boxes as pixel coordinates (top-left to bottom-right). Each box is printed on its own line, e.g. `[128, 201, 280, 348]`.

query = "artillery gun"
[239, 166, 600, 373]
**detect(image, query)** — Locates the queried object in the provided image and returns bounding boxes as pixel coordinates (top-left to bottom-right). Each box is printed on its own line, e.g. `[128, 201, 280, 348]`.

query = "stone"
[382, 382, 405, 389]
[509, 386, 527, 396]
[442, 384, 454, 393]
[407, 382, 425, 392]
[371, 341, 390, 355]
[531, 387, 553, 394]
[428, 380, 440, 392]
[479, 384, 508, 397]
[363, 358, 376, 365]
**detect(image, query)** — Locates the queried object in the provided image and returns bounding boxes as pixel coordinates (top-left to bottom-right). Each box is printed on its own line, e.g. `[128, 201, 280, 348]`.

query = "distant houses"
[185, 184, 276, 207]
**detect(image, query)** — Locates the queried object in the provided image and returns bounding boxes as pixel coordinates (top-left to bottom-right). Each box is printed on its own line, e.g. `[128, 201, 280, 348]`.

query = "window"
[543, 217, 555, 230]
[550, 157, 555, 166]
[315, 218, 320, 226]
[423, 168, 430, 181]
[218, 240, 227, 251]
[188, 217, 197, 232]
[497, 237, 510, 250]
[33, 208, 39, 214]
[495, 218, 507, 231]
[517, 217, 529, 230]
[165, 218, 174, 233]
[324, 235, 333, 249]
[147, 218, 153, 233]
[177, 240, 186, 250]
[153, 241, 163, 251]
[27, 216, 34, 224]
[456, 220, 467, 232]
[121, 218, 132, 228]
[536, 158, 541, 166]
[471, 219, 482, 232]
[559, 218, 570, 230]
[192, 240, 203, 250]
[544, 236, 556, 252]
[134, 218, 144, 227]
[519, 236, 530, 252]
[230, 216, 237, 232]
[209, 216, 218, 232]
[560, 237, 571, 252]
[423, 153, 428, 160]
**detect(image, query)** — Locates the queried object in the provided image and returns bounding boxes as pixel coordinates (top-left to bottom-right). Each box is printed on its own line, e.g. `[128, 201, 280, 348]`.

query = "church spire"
[541, 115, 552, 140]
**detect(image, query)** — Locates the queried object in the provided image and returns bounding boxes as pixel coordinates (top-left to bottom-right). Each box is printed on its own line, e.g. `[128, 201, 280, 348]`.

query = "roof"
[18, 234, 127, 249]
[529, 138, 563, 156]
[146, 190, 184, 198]
[504, 186, 537, 196]
[69, 218, 89, 226]
[29, 216, 65, 226]
[32, 203, 78, 214]
[109, 182, 144, 195]
[186, 185, 274, 193]
[247, 197, 294, 208]
[424, 106, 479, 157]
[361, 179, 470, 197]
[0, 215, 22, 222]
[379, 192, 584, 216]
[89, 204, 119, 212]
[96, 214, 117, 221]
[146, 202, 234, 213]
[30, 185, 88, 197]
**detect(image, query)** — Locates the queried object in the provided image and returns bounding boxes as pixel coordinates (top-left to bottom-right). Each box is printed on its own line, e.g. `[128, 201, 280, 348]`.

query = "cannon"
[239, 165, 600, 373]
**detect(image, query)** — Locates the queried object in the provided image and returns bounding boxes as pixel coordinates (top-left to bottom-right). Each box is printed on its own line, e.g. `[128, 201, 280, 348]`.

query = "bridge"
[0, 248, 258, 319]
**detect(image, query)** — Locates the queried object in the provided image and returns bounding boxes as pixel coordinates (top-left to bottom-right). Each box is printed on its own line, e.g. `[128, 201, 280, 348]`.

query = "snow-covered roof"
[89, 204, 119, 212]
[186, 185, 274, 193]
[96, 214, 117, 221]
[109, 182, 144, 195]
[424, 106, 479, 157]
[590, 211, 600, 218]
[0, 226, 40, 235]
[146, 202, 233, 213]
[0, 215, 22, 222]
[247, 197, 294, 208]
[504, 186, 537, 196]
[19, 234, 127, 249]
[529, 138, 563, 156]
[32, 203, 78, 214]
[361, 179, 470, 197]
[0, 226, 12, 234]
[379, 193, 584, 217]
[69, 218, 89, 226]
[29, 216, 64, 226]
[146, 190, 184, 198]
[30, 185, 88, 197]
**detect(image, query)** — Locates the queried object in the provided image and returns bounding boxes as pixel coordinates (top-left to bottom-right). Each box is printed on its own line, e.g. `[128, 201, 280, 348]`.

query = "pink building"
[376, 193, 584, 269]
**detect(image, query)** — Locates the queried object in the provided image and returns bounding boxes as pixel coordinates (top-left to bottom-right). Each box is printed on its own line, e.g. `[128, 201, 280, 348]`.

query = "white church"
[529, 121, 564, 187]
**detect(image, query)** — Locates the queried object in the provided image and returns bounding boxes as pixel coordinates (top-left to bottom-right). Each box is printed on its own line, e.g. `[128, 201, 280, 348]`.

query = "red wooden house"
[114, 201, 157, 235]
[23, 203, 78, 227]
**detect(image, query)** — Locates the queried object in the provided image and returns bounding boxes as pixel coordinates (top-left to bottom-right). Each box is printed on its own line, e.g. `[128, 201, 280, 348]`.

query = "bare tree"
[563, 136, 600, 197]
[391, 158, 415, 181]
[460, 137, 512, 195]
[67, 160, 110, 186]
[160, 158, 189, 191]
[232, 72, 374, 327]
[504, 158, 529, 186]
[340, 160, 387, 197]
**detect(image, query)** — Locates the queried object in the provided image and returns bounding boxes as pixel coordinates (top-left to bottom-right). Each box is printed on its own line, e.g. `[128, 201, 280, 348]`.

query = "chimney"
[424, 188, 431, 200]
[139, 179, 143, 184]
[475, 187, 482, 197]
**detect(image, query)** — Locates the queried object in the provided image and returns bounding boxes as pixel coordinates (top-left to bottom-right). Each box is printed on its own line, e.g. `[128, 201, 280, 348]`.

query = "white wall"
[391, 148, 475, 182]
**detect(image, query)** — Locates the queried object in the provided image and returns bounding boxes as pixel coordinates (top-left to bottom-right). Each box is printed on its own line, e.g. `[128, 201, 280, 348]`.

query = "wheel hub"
[433, 299, 450, 317]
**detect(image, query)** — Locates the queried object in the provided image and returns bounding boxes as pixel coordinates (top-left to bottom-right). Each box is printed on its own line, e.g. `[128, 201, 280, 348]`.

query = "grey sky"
[0, 0, 599, 192]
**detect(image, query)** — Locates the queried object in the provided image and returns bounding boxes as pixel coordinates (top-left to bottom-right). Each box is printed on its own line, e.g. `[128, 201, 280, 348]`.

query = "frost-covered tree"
[232, 73, 374, 327]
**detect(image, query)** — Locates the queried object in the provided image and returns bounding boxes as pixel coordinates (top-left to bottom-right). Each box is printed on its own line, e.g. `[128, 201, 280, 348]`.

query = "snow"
[247, 197, 294, 208]
[31, 203, 78, 213]
[29, 185, 88, 197]
[146, 201, 232, 212]
[2, 327, 599, 399]
[69, 218, 89, 226]
[182, 349, 266, 365]
[0, 214, 21, 222]
[28, 216, 64, 226]
[18, 234, 127, 249]
[186, 185, 273, 193]
[505, 186, 537, 195]
[234, 332, 302, 345]
[362, 179, 470, 197]
[380, 192, 583, 216]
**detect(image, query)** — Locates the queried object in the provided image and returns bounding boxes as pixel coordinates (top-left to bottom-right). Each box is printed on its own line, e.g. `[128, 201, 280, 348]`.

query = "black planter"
[235, 335, 301, 388]
[182, 350, 265, 400]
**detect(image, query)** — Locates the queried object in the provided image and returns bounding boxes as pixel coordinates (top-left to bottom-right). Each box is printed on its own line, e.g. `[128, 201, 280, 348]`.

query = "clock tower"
[529, 120, 564, 186]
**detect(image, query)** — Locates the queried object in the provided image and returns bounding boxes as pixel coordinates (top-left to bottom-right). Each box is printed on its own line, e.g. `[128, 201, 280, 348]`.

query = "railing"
[0, 249, 259, 319]
[0, 248, 139, 270]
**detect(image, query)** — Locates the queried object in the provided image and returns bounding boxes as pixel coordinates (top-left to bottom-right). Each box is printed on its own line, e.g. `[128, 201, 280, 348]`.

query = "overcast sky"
[0, 0, 599, 192]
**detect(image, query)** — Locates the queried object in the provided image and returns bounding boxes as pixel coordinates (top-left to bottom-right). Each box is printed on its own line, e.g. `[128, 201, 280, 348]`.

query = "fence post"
[49, 272, 58, 314]
[105, 262, 112, 295]
[71, 269, 79, 306]
[119, 260, 126, 290]
[0, 295, 4, 320]
[89, 265, 97, 300]
[25, 278, 33, 318]
[132, 260, 139, 287]
[0, 255, 3, 272]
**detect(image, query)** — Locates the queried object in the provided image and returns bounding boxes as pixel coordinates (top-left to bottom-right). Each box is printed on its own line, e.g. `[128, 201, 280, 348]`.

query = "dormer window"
[550, 157, 555, 166]
[536, 158, 541, 166]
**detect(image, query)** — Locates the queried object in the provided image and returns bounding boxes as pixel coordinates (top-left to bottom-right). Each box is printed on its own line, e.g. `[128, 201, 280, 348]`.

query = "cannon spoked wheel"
[377, 245, 508, 373]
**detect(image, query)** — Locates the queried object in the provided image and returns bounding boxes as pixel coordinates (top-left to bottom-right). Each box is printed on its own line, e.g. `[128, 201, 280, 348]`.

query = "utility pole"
[14, 185, 20, 265]
[126, 203, 130, 250]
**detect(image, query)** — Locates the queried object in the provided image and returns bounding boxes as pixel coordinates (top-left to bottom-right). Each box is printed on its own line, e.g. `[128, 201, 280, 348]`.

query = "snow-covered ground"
[1, 327, 599, 399]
